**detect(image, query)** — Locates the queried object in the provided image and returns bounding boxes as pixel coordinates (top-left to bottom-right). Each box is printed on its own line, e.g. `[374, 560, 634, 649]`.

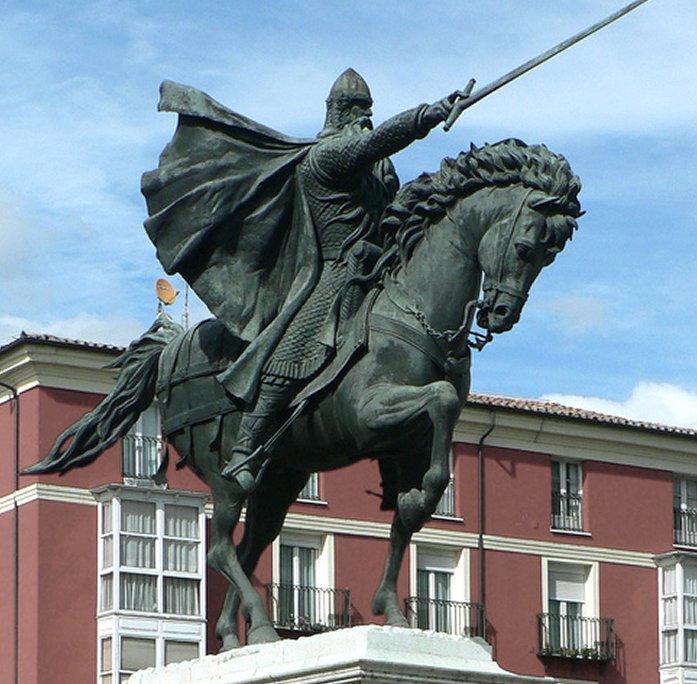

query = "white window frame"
[408, 544, 469, 635]
[433, 449, 458, 519]
[657, 554, 697, 678]
[122, 404, 164, 483]
[541, 558, 599, 619]
[674, 476, 697, 548]
[297, 473, 325, 504]
[271, 530, 335, 629]
[94, 486, 207, 684]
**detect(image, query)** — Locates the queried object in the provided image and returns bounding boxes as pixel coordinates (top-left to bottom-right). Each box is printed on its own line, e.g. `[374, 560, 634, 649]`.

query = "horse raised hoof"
[397, 487, 429, 532]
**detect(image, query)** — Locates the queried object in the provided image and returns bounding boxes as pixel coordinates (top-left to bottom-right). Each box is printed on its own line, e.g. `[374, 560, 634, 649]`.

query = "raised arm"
[313, 89, 471, 182]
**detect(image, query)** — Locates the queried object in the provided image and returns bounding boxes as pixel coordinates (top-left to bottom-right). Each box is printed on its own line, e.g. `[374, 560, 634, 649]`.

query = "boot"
[221, 375, 298, 492]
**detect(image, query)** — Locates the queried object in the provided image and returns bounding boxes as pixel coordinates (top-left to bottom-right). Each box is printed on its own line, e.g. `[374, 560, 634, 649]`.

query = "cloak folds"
[142, 81, 320, 404]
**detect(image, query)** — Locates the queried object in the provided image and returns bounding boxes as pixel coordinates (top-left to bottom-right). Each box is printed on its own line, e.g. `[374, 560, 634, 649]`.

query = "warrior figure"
[142, 69, 469, 493]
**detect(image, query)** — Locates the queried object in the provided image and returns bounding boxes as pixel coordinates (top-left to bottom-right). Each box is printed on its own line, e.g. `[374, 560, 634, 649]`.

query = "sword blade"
[444, 0, 651, 130]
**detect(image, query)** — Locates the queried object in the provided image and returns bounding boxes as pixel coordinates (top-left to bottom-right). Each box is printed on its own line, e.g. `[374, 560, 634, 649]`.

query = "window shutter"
[549, 566, 586, 603]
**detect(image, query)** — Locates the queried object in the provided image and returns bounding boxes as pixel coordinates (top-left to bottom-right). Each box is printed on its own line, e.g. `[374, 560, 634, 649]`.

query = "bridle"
[480, 187, 536, 308]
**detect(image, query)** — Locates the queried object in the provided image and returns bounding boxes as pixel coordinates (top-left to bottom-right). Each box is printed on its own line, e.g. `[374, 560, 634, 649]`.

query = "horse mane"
[369, 138, 582, 280]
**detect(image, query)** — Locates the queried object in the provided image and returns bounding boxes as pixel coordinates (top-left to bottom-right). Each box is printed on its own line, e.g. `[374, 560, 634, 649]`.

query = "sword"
[444, 0, 651, 131]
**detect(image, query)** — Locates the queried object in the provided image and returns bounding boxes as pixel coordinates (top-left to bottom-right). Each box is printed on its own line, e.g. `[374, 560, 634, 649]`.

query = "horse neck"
[393, 184, 525, 332]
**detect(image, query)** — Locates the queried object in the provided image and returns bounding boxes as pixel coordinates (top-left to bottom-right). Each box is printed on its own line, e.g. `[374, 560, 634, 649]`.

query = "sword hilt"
[443, 79, 476, 132]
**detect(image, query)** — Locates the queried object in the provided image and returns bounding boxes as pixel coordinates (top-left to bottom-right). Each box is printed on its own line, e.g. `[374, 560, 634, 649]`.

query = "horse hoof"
[219, 634, 241, 651]
[385, 610, 409, 629]
[247, 624, 280, 645]
[397, 488, 428, 531]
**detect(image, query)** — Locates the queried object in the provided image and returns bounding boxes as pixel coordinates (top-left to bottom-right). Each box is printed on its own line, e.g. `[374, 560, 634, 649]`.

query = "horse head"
[476, 188, 579, 333]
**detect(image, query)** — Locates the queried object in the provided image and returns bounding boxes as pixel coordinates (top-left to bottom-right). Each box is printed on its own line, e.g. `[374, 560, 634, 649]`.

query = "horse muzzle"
[478, 284, 527, 334]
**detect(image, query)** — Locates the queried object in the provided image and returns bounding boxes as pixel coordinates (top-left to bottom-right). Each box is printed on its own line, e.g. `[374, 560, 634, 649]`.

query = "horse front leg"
[360, 380, 461, 626]
[207, 478, 280, 648]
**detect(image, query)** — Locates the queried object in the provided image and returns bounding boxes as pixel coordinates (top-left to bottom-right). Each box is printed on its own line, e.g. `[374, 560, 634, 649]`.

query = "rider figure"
[221, 69, 467, 491]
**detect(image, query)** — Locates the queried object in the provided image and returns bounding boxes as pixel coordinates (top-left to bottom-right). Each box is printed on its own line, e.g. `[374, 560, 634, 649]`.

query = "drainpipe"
[477, 410, 495, 635]
[1, 381, 19, 684]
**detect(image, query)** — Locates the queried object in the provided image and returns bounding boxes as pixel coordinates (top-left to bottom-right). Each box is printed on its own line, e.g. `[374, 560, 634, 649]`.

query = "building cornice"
[454, 403, 697, 476]
[0, 341, 119, 401]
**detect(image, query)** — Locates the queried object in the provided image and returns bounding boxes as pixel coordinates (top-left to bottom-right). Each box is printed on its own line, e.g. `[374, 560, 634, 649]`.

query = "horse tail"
[22, 315, 185, 475]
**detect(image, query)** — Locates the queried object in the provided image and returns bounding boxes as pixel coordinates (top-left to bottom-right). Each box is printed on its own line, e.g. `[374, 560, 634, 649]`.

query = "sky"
[2, 0, 697, 428]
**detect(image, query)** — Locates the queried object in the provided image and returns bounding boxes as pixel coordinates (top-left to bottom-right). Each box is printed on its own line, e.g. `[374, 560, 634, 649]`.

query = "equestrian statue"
[23, 68, 583, 650]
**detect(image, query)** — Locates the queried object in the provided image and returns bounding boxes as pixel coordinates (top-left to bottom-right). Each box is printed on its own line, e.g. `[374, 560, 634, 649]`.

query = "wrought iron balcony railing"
[265, 583, 351, 633]
[551, 492, 583, 532]
[537, 613, 615, 661]
[405, 597, 485, 638]
[674, 507, 697, 547]
[434, 476, 456, 518]
[121, 434, 163, 480]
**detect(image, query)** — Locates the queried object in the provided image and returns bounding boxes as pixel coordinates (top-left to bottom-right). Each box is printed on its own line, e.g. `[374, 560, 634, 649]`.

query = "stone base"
[129, 626, 579, 684]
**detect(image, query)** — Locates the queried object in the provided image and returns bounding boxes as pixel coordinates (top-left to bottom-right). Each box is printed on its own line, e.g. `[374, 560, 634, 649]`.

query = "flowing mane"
[372, 138, 582, 279]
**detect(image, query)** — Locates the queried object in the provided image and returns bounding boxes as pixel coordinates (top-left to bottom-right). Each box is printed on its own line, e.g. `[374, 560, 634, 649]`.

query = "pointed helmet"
[322, 68, 373, 134]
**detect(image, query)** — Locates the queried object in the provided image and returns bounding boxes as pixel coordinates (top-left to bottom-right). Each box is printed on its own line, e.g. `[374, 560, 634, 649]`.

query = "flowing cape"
[142, 81, 320, 403]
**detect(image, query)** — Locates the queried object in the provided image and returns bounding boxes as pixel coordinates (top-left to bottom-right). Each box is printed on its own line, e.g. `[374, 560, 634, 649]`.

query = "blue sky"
[2, 0, 697, 426]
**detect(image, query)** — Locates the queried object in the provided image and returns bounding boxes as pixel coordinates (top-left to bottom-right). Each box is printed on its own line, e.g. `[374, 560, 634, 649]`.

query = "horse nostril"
[494, 304, 509, 317]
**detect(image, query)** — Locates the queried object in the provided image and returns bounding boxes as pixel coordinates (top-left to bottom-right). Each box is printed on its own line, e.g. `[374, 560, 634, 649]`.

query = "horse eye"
[515, 242, 533, 261]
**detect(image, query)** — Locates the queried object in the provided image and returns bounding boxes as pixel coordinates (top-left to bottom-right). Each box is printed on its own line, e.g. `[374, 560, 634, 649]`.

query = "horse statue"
[23, 138, 581, 649]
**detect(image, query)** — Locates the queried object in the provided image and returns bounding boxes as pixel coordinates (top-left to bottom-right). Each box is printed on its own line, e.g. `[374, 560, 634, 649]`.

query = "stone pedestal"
[130, 626, 577, 684]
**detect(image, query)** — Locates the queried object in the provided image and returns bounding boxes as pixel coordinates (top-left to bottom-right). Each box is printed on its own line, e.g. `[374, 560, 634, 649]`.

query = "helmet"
[322, 68, 373, 134]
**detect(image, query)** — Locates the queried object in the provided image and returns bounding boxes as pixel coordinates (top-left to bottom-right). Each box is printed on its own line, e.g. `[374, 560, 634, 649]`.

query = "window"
[674, 476, 697, 547]
[433, 450, 456, 518]
[539, 559, 614, 661]
[122, 405, 163, 482]
[297, 473, 321, 502]
[99, 634, 201, 683]
[406, 546, 480, 637]
[658, 554, 697, 677]
[94, 487, 207, 684]
[279, 541, 318, 628]
[551, 460, 583, 532]
[416, 550, 454, 632]
[268, 532, 349, 632]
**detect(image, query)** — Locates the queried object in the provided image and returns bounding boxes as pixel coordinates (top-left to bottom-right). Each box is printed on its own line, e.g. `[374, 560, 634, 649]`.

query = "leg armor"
[221, 374, 300, 492]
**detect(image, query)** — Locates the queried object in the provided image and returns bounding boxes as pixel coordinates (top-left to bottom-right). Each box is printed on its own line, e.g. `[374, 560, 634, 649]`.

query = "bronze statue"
[25, 1, 667, 653]
[141, 71, 473, 493]
[25, 74, 582, 645]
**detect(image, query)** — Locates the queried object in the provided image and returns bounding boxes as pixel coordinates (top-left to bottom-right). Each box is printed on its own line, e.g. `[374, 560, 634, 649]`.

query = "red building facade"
[2, 332, 696, 683]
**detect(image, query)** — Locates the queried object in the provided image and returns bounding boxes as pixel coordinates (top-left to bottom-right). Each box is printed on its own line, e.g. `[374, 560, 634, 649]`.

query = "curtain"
[121, 536, 155, 568]
[120, 573, 158, 612]
[121, 501, 155, 534]
[165, 505, 199, 538]
[164, 540, 198, 573]
[164, 577, 200, 615]
[686, 630, 697, 663]
[101, 575, 113, 612]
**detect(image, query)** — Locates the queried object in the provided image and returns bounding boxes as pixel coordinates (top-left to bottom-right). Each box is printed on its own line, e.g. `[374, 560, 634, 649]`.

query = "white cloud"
[546, 295, 608, 335]
[542, 382, 697, 429]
